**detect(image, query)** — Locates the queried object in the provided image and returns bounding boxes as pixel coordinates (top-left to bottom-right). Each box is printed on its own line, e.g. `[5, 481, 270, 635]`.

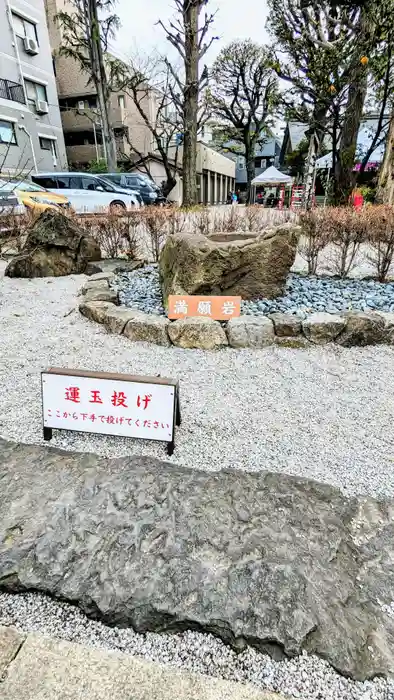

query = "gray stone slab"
[0, 438, 394, 681]
[0, 626, 25, 676]
[0, 632, 283, 700]
[0, 634, 282, 700]
[227, 316, 275, 348]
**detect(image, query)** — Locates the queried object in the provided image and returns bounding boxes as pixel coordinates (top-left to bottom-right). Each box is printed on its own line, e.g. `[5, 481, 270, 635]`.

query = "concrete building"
[0, 0, 67, 175]
[45, 0, 160, 169]
[225, 137, 282, 192]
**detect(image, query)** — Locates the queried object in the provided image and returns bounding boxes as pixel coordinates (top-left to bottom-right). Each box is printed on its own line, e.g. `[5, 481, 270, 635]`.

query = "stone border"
[79, 274, 394, 350]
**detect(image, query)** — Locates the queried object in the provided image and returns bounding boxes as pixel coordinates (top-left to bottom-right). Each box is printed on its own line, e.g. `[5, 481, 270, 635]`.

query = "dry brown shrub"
[140, 206, 173, 262]
[364, 205, 394, 282]
[324, 207, 367, 278]
[74, 211, 141, 259]
[299, 209, 330, 275]
[0, 209, 38, 257]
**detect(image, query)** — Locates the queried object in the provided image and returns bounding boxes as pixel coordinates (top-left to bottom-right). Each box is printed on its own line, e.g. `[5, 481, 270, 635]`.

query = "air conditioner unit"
[23, 37, 39, 55]
[35, 99, 49, 114]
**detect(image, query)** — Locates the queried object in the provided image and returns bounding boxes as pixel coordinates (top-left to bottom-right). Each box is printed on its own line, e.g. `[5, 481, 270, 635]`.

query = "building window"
[24, 80, 47, 107]
[12, 13, 38, 42]
[0, 119, 17, 145]
[118, 95, 125, 109]
[39, 136, 56, 154]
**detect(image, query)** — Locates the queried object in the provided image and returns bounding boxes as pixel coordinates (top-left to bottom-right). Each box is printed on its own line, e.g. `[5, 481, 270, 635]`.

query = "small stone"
[123, 314, 170, 346]
[336, 312, 385, 347]
[303, 313, 346, 345]
[82, 279, 109, 294]
[84, 288, 118, 304]
[103, 307, 143, 335]
[87, 272, 116, 284]
[0, 626, 25, 676]
[79, 300, 114, 324]
[269, 313, 302, 337]
[168, 318, 228, 350]
[275, 337, 311, 349]
[227, 316, 275, 348]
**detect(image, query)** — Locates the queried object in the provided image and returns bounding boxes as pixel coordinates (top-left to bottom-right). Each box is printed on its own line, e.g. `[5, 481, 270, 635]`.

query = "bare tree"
[157, 0, 217, 206]
[209, 40, 278, 203]
[56, 0, 119, 171]
[110, 56, 182, 197]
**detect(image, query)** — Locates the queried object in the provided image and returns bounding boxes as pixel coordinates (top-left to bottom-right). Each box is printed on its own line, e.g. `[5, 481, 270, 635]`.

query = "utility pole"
[86, 0, 117, 171]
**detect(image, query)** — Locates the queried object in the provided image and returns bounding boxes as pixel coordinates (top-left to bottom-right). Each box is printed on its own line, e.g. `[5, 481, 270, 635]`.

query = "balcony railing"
[0, 79, 26, 105]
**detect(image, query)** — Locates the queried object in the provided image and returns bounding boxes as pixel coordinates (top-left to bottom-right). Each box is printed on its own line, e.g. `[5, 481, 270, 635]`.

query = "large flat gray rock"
[0, 438, 394, 681]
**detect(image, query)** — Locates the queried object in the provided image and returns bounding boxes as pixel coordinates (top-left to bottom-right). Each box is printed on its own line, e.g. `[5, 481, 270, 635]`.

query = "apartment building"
[44, 0, 158, 168]
[0, 0, 67, 175]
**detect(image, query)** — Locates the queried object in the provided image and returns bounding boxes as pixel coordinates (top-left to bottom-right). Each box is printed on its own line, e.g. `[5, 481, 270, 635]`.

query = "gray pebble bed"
[1, 262, 394, 699]
[114, 265, 394, 318]
[0, 591, 392, 700]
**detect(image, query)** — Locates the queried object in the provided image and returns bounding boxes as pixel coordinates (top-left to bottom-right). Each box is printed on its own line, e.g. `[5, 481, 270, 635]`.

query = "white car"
[31, 172, 141, 214]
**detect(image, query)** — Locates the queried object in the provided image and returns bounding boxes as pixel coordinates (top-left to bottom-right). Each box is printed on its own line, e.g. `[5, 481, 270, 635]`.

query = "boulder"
[123, 313, 170, 346]
[1, 437, 394, 681]
[269, 313, 302, 337]
[336, 311, 385, 347]
[168, 317, 228, 350]
[5, 210, 101, 278]
[159, 225, 299, 301]
[227, 316, 275, 348]
[303, 313, 346, 345]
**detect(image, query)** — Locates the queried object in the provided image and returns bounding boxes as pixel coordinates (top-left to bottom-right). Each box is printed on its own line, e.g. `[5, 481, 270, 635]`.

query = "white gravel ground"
[1, 261, 394, 700]
[0, 261, 394, 500]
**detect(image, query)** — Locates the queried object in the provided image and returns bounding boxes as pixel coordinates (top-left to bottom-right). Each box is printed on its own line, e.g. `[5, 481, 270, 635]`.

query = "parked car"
[0, 179, 70, 213]
[103, 173, 167, 205]
[31, 173, 141, 214]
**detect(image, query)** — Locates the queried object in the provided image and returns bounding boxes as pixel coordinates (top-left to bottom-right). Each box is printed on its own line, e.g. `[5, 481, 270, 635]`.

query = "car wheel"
[109, 200, 126, 214]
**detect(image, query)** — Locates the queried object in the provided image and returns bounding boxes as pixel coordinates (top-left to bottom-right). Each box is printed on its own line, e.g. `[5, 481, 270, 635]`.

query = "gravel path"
[1, 261, 394, 501]
[2, 262, 394, 700]
[0, 592, 392, 700]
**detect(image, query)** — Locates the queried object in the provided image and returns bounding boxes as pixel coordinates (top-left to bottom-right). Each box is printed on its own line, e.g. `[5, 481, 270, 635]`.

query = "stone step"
[0, 626, 286, 700]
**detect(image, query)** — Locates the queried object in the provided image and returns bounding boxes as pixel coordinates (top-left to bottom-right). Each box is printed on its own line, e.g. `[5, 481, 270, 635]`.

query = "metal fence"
[0, 79, 26, 105]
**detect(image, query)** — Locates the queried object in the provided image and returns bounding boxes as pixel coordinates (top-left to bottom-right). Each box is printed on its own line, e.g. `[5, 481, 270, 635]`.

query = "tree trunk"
[377, 110, 394, 204]
[245, 139, 255, 204]
[334, 68, 368, 204]
[88, 0, 117, 171]
[182, 0, 199, 207]
[303, 131, 318, 209]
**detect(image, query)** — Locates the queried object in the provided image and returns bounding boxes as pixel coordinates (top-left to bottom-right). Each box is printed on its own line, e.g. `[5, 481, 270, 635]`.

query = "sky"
[113, 0, 270, 63]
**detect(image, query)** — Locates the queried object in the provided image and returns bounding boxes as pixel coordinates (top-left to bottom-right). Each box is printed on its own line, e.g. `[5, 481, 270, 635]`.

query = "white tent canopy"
[251, 166, 292, 185]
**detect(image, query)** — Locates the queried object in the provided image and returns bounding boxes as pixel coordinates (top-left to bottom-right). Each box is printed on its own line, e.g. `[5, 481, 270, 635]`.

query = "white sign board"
[42, 369, 178, 444]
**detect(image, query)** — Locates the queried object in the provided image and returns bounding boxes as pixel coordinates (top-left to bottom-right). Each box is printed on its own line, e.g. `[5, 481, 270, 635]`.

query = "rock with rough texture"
[275, 336, 311, 349]
[102, 307, 142, 335]
[303, 313, 346, 345]
[159, 225, 299, 301]
[4, 211, 101, 278]
[336, 311, 385, 347]
[79, 300, 114, 324]
[0, 626, 24, 676]
[84, 287, 119, 304]
[0, 438, 394, 681]
[375, 311, 394, 344]
[168, 317, 228, 350]
[268, 313, 302, 337]
[227, 316, 274, 348]
[123, 314, 170, 346]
